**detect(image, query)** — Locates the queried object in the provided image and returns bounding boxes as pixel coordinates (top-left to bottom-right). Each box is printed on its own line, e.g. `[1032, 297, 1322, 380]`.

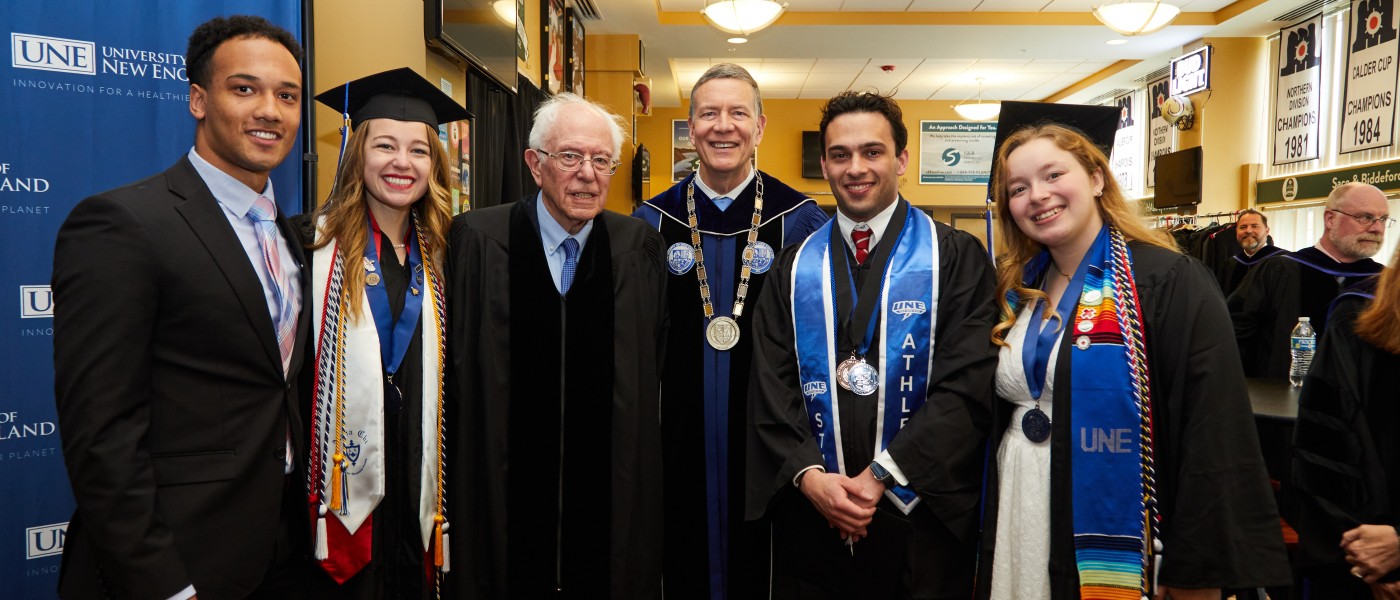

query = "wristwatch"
[869, 461, 895, 487]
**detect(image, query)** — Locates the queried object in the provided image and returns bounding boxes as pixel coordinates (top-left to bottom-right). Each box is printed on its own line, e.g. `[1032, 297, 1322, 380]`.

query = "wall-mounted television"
[801, 131, 823, 179]
[1152, 146, 1202, 210]
[426, 0, 518, 94]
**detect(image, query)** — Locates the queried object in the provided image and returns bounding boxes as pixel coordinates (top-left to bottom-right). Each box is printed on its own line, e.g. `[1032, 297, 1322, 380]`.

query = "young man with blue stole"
[746, 91, 998, 598]
[633, 63, 827, 599]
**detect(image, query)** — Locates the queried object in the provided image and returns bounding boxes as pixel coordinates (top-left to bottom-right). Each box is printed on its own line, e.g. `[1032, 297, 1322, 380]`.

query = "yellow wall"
[635, 98, 995, 214]
[1175, 37, 1268, 214]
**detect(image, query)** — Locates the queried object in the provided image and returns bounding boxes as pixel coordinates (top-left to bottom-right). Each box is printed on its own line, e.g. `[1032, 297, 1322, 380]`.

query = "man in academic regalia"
[445, 93, 666, 600]
[1229, 182, 1389, 378]
[746, 91, 997, 598]
[1216, 209, 1287, 296]
[632, 63, 827, 599]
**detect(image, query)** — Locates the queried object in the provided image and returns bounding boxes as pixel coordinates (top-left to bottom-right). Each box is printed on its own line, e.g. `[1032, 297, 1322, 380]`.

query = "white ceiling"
[584, 0, 1322, 107]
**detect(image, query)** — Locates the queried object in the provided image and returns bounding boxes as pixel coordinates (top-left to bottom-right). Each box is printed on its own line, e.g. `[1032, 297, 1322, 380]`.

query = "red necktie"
[852, 228, 873, 264]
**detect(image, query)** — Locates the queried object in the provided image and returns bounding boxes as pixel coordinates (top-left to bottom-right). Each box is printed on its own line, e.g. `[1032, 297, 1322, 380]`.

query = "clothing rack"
[1148, 210, 1243, 229]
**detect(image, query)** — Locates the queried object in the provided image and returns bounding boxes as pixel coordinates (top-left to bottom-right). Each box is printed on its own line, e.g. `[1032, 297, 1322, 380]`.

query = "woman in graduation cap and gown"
[976, 105, 1290, 600]
[297, 67, 468, 599]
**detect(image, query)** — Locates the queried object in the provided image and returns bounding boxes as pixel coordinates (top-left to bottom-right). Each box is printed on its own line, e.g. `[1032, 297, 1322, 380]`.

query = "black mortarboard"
[314, 67, 472, 129]
[987, 101, 1120, 199]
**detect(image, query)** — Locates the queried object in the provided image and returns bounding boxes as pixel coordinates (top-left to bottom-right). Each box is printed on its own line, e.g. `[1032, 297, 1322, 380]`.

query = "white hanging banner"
[1340, 0, 1400, 154]
[1147, 78, 1174, 189]
[1274, 13, 1324, 164]
[1109, 91, 1142, 197]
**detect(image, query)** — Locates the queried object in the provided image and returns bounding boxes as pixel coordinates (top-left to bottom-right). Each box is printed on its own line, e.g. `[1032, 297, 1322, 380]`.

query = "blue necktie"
[712, 196, 733, 211]
[561, 237, 579, 294]
[248, 196, 296, 375]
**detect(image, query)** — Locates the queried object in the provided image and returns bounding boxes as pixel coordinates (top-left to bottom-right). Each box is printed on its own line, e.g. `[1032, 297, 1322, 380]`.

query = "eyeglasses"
[535, 149, 620, 175]
[1328, 208, 1396, 229]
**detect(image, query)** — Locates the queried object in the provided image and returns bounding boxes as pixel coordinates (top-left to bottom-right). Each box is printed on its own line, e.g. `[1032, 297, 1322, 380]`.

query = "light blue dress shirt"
[535, 191, 593, 293]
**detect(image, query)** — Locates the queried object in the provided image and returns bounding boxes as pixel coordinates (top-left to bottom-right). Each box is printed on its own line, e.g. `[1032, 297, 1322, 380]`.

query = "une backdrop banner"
[0, 2, 302, 597]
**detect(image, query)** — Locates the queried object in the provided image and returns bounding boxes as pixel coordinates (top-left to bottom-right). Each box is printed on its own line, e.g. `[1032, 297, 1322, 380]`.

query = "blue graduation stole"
[791, 202, 938, 514]
[1013, 226, 1157, 598]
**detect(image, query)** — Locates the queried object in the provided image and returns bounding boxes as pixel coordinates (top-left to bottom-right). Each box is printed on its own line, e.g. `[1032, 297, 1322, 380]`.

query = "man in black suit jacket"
[52, 16, 309, 600]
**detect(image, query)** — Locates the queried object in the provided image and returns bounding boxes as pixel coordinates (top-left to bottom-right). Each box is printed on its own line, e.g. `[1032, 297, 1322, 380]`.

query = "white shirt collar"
[692, 166, 755, 202]
[835, 196, 901, 255]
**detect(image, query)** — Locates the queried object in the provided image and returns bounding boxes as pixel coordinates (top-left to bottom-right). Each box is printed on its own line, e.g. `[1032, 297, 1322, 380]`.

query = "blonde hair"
[310, 120, 453, 320]
[1356, 243, 1400, 353]
[989, 124, 1177, 345]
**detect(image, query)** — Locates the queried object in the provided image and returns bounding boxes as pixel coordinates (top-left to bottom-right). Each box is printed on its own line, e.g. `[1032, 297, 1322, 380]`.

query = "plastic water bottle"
[1289, 317, 1316, 388]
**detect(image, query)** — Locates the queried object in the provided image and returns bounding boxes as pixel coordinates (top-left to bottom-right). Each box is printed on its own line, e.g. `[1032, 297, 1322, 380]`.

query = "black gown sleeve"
[884, 226, 997, 541]
[745, 247, 827, 522]
[1141, 248, 1291, 588]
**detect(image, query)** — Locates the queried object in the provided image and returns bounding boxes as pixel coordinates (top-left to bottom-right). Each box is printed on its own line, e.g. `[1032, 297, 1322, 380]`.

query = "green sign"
[1257, 159, 1400, 203]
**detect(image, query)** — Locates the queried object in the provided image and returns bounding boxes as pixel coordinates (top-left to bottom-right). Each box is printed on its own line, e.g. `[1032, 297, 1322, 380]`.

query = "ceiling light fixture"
[702, 0, 788, 36]
[1093, 0, 1180, 36]
[491, 0, 515, 26]
[953, 77, 1000, 121]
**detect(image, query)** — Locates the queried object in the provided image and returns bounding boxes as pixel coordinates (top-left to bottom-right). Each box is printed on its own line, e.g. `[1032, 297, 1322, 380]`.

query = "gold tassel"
[433, 514, 446, 568]
[330, 452, 345, 512]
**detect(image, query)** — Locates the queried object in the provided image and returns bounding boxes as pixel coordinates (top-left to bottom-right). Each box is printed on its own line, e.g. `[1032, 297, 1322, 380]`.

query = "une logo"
[26, 522, 67, 559]
[11, 33, 96, 75]
[21, 285, 53, 318]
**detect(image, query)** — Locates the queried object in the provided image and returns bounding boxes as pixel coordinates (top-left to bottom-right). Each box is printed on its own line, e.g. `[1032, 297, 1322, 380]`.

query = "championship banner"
[0, 3, 303, 597]
[1341, 0, 1399, 154]
[1109, 91, 1142, 197]
[1147, 78, 1174, 188]
[1275, 14, 1324, 164]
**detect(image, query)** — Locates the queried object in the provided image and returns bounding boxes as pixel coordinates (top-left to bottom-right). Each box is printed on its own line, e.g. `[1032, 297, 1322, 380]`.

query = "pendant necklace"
[687, 174, 765, 351]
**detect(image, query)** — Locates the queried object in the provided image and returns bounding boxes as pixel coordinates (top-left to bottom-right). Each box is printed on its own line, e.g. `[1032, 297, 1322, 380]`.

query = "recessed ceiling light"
[1106, 39, 1128, 45]
[728, 37, 748, 44]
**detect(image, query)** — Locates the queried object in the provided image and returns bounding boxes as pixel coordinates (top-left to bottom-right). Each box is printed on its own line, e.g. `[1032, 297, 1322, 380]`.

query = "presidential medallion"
[1021, 405, 1051, 443]
[848, 360, 879, 396]
[706, 316, 741, 350]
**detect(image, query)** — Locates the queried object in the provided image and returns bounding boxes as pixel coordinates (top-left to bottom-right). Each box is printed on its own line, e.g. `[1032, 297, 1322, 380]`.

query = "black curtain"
[466, 70, 547, 209]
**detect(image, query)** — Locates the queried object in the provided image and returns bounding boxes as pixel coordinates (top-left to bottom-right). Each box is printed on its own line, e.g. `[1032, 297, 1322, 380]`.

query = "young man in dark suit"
[52, 15, 310, 600]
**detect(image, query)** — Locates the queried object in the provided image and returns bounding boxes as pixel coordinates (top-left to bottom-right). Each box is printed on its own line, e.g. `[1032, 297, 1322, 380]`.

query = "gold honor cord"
[687, 173, 764, 350]
[414, 217, 451, 596]
[330, 268, 350, 514]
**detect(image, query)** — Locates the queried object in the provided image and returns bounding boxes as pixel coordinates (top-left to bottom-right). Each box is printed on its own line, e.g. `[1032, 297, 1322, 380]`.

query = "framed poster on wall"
[542, 0, 564, 94]
[567, 6, 586, 96]
[672, 120, 697, 182]
[439, 118, 474, 214]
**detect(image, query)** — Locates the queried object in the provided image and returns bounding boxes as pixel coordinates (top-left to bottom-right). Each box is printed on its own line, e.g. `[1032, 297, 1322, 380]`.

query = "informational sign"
[1257, 158, 1400, 202]
[1109, 92, 1143, 197]
[1146, 78, 1174, 188]
[1341, 0, 1399, 154]
[1169, 46, 1211, 96]
[918, 121, 997, 185]
[672, 120, 697, 182]
[1275, 14, 1324, 164]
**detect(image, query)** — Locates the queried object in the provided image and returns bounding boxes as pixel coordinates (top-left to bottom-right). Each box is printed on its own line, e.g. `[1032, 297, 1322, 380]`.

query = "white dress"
[988, 302, 1059, 600]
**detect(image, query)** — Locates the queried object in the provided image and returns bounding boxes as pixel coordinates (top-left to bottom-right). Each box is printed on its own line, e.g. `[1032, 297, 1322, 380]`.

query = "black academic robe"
[1228, 246, 1384, 378]
[1292, 294, 1400, 598]
[291, 217, 433, 600]
[1217, 244, 1287, 297]
[747, 201, 998, 599]
[446, 196, 667, 600]
[633, 171, 828, 599]
[975, 243, 1291, 599]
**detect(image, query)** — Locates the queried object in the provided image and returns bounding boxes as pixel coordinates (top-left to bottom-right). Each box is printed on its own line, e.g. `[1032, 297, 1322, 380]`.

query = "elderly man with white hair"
[445, 93, 667, 599]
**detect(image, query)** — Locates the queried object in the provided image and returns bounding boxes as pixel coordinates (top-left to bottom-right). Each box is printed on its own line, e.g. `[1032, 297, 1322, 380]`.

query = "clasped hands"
[1339, 524, 1400, 599]
[799, 467, 885, 543]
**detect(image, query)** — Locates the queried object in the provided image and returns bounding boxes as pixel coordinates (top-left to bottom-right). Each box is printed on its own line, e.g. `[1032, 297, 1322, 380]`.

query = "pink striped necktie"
[248, 196, 296, 375]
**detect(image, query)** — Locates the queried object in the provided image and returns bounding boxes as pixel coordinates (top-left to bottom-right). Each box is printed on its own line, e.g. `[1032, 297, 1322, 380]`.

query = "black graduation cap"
[987, 101, 1120, 200]
[314, 67, 472, 129]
